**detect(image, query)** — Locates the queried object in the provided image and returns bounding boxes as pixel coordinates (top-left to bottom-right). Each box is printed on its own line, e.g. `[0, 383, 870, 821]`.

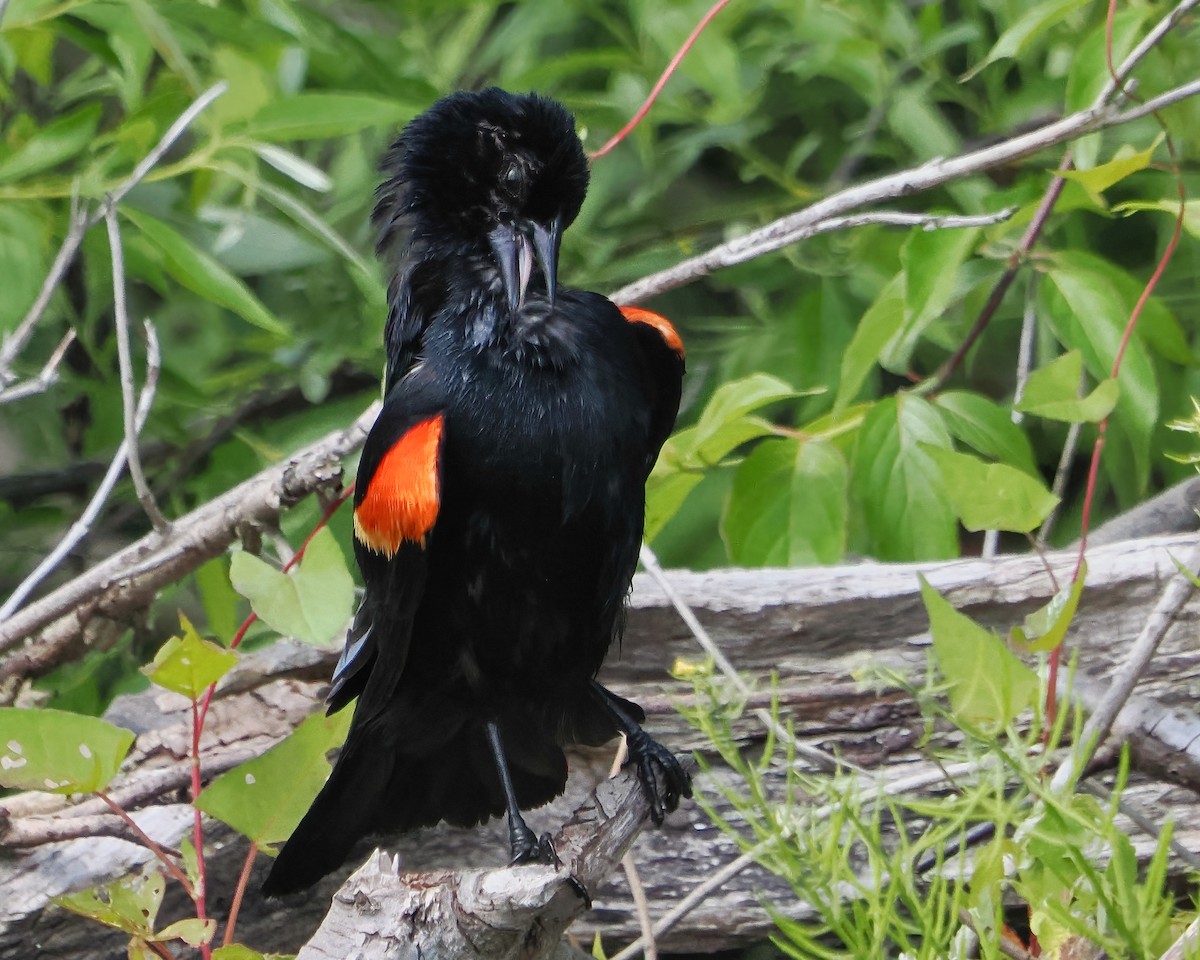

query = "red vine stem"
[222, 844, 258, 946]
[589, 0, 733, 159]
[182, 482, 355, 945]
[94, 790, 194, 896]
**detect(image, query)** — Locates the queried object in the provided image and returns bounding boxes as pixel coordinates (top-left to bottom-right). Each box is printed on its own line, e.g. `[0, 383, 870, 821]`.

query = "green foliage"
[56, 869, 216, 953]
[196, 708, 351, 848]
[229, 527, 354, 646]
[142, 612, 238, 700]
[920, 576, 1036, 731]
[0, 706, 134, 793]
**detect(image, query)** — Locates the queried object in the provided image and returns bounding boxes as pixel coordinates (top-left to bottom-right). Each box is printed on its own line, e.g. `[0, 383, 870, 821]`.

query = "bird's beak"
[488, 216, 563, 313]
[488, 225, 534, 314]
[531, 215, 562, 308]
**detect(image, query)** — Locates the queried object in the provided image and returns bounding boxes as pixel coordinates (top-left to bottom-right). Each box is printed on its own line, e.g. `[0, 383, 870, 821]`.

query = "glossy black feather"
[263, 89, 685, 897]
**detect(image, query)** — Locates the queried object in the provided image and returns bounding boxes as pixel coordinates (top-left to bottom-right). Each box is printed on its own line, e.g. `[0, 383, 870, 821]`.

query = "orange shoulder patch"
[353, 414, 444, 556]
[619, 305, 685, 359]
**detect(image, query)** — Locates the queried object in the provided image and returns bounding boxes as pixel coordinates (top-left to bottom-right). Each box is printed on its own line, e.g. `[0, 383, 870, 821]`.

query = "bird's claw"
[627, 729, 692, 825]
[510, 828, 561, 868]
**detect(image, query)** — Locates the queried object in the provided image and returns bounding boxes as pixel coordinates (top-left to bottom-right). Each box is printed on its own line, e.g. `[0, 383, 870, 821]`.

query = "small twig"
[1051, 542, 1200, 792]
[95, 790, 193, 896]
[589, 0, 732, 159]
[0, 329, 77, 405]
[0, 324, 160, 621]
[0, 200, 88, 385]
[638, 544, 858, 775]
[106, 209, 169, 533]
[0, 811, 140, 847]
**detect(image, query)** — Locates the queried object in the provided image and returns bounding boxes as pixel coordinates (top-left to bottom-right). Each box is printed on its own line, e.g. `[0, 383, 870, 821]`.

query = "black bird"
[262, 88, 689, 896]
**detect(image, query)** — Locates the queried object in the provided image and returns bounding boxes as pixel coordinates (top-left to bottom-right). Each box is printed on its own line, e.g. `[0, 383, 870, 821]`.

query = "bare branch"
[611, 62, 1199, 305]
[0, 330, 77, 405]
[107, 209, 169, 533]
[0, 201, 88, 385]
[0, 324, 161, 622]
[0, 401, 378, 662]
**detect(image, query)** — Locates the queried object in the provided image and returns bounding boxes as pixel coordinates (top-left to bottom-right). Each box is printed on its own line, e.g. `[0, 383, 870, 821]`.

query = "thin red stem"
[589, 0, 733, 159]
[95, 790, 193, 896]
[190, 698, 212, 960]
[223, 843, 258, 946]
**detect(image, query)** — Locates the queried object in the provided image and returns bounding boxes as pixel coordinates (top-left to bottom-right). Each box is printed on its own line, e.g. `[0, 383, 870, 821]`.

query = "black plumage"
[262, 88, 688, 897]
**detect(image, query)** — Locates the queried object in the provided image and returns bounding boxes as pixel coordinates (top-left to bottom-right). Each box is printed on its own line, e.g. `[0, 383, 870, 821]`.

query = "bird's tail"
[260, 705, 567, 896]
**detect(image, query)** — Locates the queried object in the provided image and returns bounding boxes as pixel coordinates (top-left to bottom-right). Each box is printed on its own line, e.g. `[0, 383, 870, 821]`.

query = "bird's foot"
[509, 824, 561, 867]
[626, 728, 693, 825]
[508, 825, 590, 906]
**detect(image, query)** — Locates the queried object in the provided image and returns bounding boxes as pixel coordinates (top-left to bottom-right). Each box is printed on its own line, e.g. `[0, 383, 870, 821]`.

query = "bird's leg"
[484, 720, 558, 866]
[590, 680, 692, 825]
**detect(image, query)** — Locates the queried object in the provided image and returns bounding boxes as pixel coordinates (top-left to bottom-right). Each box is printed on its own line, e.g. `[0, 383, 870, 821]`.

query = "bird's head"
[374, 88, 589, 313]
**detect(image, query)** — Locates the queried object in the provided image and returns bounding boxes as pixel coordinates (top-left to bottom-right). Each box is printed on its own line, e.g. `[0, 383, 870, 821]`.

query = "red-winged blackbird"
[261, 89, 689, 896]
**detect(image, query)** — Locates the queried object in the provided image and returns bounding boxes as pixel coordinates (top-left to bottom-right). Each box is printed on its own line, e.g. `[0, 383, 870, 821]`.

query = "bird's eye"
[502, 163, 522, 191]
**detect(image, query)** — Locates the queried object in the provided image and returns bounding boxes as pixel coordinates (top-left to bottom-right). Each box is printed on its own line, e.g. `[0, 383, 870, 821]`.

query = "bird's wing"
[325, 402, 446, 713]
[620, 305, 686, 473]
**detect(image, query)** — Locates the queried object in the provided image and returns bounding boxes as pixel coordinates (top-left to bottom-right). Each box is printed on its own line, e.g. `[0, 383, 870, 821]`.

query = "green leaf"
[1014, 563, 1087, 654]
[229, 527, 354, 645]
[850, 395, 958, 561]
[934, 391, 1037, 474]
[685, 373, 799, 458]
[196, 557, 241, 645]
[0, 707, 134, 793]
[119, 207, 290, 337]
[246, 93, 413, 141]
[920, 576, 1036, 731]
[0, 103, 103, 184]
[835, 273, 904, 411]
[254, 144, 333, 192]
[960, 0, 1091, 80]
[142, 613, 238, 700]
[55, 870, 164, 936]
[1014, 351, 1119, 423]
[212, 947, 289, 960]
[884, 224, 979, 369]
[196, 709, 351, 846]
[723, 437, 848, 566]
[644, 471, 704, 544]
[154, 917, 217, 946]
[1058, 138, 1161, 205]
[1113, 198, 1200, 242]
[925, 447, 1058, 533]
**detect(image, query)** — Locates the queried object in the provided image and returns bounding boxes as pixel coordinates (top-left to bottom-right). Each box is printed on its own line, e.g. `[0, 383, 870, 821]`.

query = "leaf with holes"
[142, 613, 238, 700]
[0, 707, 134, 794]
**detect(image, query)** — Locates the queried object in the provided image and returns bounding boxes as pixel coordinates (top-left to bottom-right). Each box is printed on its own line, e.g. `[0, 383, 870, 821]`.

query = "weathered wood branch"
[296, 763, 673, 960]
[3, 535, 1200, 957]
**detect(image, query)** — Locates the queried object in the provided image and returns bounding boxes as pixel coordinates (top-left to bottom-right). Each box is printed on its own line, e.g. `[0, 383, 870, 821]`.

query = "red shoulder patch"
[619, 305, 685, 359]
[354, 414, 444, 556]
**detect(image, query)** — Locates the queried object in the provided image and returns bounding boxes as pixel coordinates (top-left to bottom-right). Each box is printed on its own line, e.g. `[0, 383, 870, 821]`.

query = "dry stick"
[0, 329, 77, 404]
[1050, 542, 1200, 793]
[607, 739, 658, 960]
[106, 210, 169, 533]
[0, 82, 227, 382]
[0, 324, 161, 621]
[638, 544, 861, 776]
